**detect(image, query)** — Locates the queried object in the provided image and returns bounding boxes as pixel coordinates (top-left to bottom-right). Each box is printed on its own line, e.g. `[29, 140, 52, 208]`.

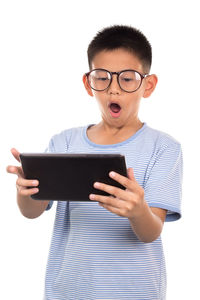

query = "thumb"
[11, 148, 21, 163]
[127, 167, 135, 181]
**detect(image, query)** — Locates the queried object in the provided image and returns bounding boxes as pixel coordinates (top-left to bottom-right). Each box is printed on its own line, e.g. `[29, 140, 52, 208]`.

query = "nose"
[108, 74, 121, 94]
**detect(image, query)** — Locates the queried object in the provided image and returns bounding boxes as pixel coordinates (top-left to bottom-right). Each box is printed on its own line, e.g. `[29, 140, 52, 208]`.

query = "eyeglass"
[85, 68, 148, 93]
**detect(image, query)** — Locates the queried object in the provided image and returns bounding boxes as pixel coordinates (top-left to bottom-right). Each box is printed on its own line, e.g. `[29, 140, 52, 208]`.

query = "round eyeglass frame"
[85, 68, 149, 93]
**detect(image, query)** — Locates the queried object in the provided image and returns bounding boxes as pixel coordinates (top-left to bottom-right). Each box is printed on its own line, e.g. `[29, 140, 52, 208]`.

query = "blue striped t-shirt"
[44, 123, 182, 300]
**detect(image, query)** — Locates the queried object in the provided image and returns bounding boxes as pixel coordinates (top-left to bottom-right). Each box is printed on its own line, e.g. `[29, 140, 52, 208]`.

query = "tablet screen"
[20, 153, 127, 201]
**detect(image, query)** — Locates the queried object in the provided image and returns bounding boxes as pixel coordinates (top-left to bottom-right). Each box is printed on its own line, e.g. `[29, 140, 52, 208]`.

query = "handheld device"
[20, 153, 127, 201]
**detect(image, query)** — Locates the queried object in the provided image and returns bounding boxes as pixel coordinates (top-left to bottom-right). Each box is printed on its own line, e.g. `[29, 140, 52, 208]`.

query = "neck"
[98, 118, 143, 135]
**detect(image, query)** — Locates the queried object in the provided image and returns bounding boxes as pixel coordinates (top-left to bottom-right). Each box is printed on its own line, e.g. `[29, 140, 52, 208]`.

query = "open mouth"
[109, 102, 122, 118]
[109, 103, 121, 113]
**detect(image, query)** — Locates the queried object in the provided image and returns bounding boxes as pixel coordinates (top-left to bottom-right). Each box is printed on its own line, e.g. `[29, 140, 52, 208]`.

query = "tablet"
[20, 153, 127, 201]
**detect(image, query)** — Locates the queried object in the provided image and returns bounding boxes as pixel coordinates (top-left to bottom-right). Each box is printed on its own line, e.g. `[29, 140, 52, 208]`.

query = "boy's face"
[83, 48, 157, 128]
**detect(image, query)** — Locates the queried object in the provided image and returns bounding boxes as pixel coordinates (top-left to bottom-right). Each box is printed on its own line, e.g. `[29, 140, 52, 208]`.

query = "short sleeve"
[144, 142, 183, 222]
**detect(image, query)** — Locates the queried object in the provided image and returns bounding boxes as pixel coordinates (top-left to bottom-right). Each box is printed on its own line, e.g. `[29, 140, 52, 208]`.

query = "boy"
[7, 25, 182, 299]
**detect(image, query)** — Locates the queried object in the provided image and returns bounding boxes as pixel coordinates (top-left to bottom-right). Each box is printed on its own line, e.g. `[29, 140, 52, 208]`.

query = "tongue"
[110, 103, 121, 113]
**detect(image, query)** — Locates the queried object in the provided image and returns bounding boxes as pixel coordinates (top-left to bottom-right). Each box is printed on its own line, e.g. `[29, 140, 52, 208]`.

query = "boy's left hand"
[89, 168, 146, 219]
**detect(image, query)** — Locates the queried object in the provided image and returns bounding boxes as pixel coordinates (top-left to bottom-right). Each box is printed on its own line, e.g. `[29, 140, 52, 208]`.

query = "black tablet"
[20, 153, 127, 201]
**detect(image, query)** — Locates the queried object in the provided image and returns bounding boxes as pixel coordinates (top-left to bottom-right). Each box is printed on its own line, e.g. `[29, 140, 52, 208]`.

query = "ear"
[143, 74, 158, 98]
[82, 74, 94, 97]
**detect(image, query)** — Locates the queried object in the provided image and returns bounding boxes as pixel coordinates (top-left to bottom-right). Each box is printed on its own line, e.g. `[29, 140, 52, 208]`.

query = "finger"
[89, 193, 124, 208]
[16, 178, 39, 188]
[19, 187, 39, 197]
[6, 165, 24, 177]
[127, 167, 135, 181]
[10, 148, 21, 162]
[93, 181, 126, 199]
[98, 202, 125, 217]
[109, 171, 136, 190]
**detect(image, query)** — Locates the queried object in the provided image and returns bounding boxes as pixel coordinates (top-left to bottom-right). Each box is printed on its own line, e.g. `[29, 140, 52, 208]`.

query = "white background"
[0, 0, 199, 299]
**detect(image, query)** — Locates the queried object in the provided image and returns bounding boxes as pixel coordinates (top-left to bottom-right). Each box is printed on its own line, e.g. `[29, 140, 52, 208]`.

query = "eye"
[120, 76, 135, 83]
[120, 71, 140, 83]
[121, 77, 133, 82]
[97, 76, 109, 81]
[91, 70, 110, 82]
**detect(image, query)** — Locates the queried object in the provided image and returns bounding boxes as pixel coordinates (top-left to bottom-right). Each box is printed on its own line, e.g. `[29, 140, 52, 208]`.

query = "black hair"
[87, 25, 152, 73]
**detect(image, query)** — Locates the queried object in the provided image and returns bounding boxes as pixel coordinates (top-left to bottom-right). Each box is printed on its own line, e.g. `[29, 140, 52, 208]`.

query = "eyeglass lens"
[88, 69, 142, 92]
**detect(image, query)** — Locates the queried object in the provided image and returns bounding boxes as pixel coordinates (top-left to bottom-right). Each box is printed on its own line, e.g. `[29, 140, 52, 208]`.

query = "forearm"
[17, 193, 49, 219]
[128, 201, 164, 243]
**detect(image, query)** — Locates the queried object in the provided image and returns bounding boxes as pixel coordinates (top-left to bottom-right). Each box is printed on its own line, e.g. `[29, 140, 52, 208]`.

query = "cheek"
[126, 96, 141, 113]
[93, 92, 106, 104]
[127, 94, 141, 105]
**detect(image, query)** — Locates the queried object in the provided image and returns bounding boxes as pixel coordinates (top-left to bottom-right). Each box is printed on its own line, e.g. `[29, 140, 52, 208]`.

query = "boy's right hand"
[6, 148, 39, 197]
